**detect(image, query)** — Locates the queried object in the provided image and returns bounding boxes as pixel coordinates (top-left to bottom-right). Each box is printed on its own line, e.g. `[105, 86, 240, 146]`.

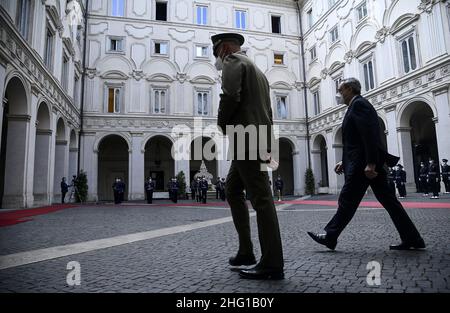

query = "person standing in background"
[395, 164, 407, 199]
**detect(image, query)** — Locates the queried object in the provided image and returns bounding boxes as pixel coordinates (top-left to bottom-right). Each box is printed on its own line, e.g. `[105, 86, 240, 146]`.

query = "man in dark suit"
[60, 177, 69, 204]
[418, 161, 429, 196]
[307, 78, 425, 251]
[441, 159, 449, 194]
[428, 159, 440, 199]
[211, 33, 284, 280]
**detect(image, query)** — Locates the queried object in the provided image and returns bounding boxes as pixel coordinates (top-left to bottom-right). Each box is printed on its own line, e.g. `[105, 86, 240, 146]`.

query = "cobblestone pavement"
[0, 193, 449, 293]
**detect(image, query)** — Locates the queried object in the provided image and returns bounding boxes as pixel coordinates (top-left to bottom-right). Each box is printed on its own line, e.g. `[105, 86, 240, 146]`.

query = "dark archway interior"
[144, 136, 174, 191]
[98, 135, 129, 200]
[189, 137, 217, 184]
[319, 137, 329, 187]
[273, 139, 294, 195]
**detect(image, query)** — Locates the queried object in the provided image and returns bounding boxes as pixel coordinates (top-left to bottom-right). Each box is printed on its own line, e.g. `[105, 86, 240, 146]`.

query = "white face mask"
[214, 57, 223, 71]
[335, 93, 343, 105]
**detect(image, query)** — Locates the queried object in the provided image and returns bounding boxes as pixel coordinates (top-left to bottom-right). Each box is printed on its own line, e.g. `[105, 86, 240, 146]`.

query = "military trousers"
[225, 160, 284, 271]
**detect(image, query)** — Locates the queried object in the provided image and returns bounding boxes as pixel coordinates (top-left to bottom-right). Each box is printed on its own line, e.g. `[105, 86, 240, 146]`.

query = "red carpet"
[275, 200, 450, 209]
[0, 204, 77, 227]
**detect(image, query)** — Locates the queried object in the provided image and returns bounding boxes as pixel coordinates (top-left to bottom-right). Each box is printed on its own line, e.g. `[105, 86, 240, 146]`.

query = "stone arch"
[53, 117, 69, 200]
[273, 137, 296, 196]
[97, 134, 130, 201]
[312, 134, 329, 189]
[95, 55, 135, 74]
[142, 58, 179, 76]
[397, 98, 439, 190]
[0, 75, 31, 208]
[350, 22, 378, 51]
[33, 101, 53, 206]
[93, 132, 131, 153]
[144, 135, 175, 192]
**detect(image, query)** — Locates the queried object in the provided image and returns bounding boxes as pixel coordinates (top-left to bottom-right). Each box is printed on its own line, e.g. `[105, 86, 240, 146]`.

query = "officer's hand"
[335, 161, 343, 175]
[364, 164, 378, 180]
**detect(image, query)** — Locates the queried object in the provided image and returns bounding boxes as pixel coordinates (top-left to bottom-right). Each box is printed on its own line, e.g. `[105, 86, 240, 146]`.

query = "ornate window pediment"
[45, 0, 63, 30]
[147, 73, 174, 83]
[190, 75, 215, 85]
[101, 70, 128, 80]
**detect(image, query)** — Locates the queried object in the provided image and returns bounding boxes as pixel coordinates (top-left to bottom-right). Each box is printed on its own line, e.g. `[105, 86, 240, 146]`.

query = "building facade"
[1, 0, 449, 208]
[302, 0, 450, 194]
[0, 0, 85, 208]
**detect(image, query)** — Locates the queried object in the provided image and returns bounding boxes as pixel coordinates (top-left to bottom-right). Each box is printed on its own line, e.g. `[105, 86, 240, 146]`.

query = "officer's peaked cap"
[211, 33, 245, 57]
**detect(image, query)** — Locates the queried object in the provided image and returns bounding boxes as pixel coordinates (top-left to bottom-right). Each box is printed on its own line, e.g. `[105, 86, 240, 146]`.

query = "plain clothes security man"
[428, 159, 440, 199]
[418, 162, 429, 196]
[145, 177, 155, 204]
[212, 32, 284, 280]
[215, 177, 221, 199]
[307, 78, 425, 252]
[441, 159, 449, 194]
[395, 164, 407, 199]
[60, 177, 69, 204]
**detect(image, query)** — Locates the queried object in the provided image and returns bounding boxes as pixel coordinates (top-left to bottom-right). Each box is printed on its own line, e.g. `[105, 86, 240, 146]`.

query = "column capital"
[384, 104, 397, 113]
[431, 84, 450, 96]
[396, 127, 412, 133]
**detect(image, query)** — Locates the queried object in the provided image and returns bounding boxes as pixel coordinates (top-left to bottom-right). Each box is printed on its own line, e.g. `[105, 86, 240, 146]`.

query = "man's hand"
[335, 161, 343, 175]
[364, 163, 378, 180]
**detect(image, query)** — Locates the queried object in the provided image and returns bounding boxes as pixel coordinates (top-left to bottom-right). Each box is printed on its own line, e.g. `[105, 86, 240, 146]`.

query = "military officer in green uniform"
[211, 33, 284, 280]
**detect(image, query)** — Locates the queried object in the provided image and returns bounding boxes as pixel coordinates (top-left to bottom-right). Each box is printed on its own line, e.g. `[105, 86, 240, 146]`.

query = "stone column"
[129, 132, 145, 200]
[432, 85, 450, 162]
[397, 127, 415, 190]
[326, 129, 336, 194]
[80, 132, 97, 201]
[34, 129, 53, 206]
[384, 104, 400, 157]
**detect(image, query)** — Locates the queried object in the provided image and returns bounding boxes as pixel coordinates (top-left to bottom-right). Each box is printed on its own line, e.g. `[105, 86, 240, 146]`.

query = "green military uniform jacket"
[217, 51, 275, 161]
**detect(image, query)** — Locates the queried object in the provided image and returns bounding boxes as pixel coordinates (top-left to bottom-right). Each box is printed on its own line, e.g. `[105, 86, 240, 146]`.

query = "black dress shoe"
[229, 254, 257, 266]
[239, 267, 284, 280]
[307, 231, 337, 250]
[390, 239, 426, 250]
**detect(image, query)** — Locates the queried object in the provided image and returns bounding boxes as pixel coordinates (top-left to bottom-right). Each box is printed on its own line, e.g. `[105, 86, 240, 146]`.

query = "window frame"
[107, 36, 125, 54]
[309, 45, 317, 63]
[329, 25, 339, 45]
[312, 89, 321, 116]
[194, 89, 211, 117]
[194, 44, 209, 59]
[44, 23, 55, 70]
[271, 15, 282, 34]
[151, 87, 169, 115]
[273, 52, 286, 66]
[61, 51, 70, 92]
[155, 0, 168, 21]
[195, 4, 209, 26]
[152, 40, 170, 57]
[274, 94, 289, 120]
[105, 85, 124, 114]
[355, 1, 368, 23]
[306, 8, 313, 29]
[360, 56, 376, 92]
[110, 0, 125, 17]
[16, 0, 33, 42]
[398, 32, 419, 75]
[234, 9, 248, 30]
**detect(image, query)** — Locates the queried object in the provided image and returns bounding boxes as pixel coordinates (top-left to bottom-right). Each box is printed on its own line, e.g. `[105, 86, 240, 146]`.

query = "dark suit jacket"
[342, 95, 398, 176]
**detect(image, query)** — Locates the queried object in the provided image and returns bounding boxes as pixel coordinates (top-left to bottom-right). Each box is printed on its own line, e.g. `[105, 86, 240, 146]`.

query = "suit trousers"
[225, 160, 284, 270]
[324, 169, 422, 243]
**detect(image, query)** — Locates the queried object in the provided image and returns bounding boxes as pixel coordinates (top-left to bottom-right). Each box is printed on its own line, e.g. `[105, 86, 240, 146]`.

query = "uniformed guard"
[119, 178, 126, 203]
[61, 177, 69, 204]
[418, 161, 429, 196]
[170, 177, 179, 203]
[145, 177, 155, 204]
[275, 176, 284, 201]
[215, 177, 221, 199]
[387, 167, 396, 195]
[212, 32, 284, 280]
[219, 177, 226, 201]
[196, 177, 202, 202]
[395, 164, 407, 198]
[428, 159, 440, 199]
[112, 177, 121, 204]
[200, 176, 209, 204]
[191, 179, 197, 200]
[441, 159, 449, 194]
